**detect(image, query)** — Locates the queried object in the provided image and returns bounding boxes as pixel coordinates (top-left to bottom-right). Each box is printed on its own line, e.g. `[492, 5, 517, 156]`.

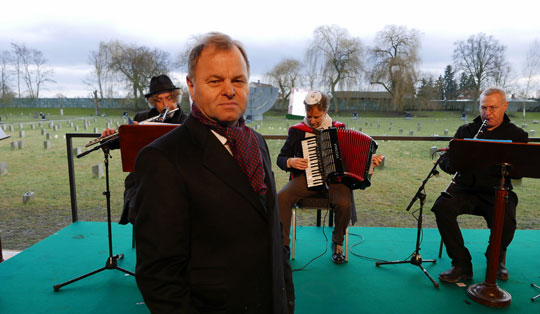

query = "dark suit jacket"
[133, 115, 294, 313]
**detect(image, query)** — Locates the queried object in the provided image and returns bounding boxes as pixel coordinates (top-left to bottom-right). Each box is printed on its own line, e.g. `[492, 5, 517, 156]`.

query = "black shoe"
[486, 249, 509, 281]
[331, 243, 346, 264]
[439, 266, 473, 283]
[497, 263, 509, 281]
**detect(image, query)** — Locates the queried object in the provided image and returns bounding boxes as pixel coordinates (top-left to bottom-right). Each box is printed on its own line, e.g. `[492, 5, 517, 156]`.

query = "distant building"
[332, 91, 392, 111]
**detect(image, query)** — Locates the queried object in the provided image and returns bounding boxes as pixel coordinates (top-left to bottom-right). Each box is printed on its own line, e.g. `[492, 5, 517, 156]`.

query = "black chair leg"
[316, 210, 322, 227]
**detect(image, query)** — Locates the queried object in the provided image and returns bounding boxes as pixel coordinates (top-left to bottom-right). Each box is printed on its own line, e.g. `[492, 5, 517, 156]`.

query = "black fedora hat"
[144, 75, 180, 98]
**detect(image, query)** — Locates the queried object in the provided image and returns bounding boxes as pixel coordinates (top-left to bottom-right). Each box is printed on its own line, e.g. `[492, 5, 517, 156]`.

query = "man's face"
[186, 45, 249, 126]
[305, 106, 326, 129]
[154, 91, 178, 113]
[479, 93, 508, 130]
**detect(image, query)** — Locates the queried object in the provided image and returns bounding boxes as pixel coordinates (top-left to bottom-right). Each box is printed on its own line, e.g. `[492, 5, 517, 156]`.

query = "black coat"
[440, 114, 528, 191]
[133, 115, 294, 313]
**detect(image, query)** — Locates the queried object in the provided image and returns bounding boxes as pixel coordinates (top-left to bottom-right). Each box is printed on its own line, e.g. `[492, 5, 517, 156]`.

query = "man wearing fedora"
[133, 74, 188, 124]
[99, 74, 188, 225]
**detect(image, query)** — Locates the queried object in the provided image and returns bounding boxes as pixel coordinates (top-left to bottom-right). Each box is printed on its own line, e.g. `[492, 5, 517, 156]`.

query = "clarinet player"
[432, 87, 528, 283]
[100, 74, 188, 224]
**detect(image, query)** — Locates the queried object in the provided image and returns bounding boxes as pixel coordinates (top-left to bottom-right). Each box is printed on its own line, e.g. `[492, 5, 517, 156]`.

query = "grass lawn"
[1, 108, 539, 250]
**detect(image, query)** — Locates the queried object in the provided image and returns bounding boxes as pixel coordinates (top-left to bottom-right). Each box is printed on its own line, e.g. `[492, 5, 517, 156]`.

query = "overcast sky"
[1, 0, 539, 97]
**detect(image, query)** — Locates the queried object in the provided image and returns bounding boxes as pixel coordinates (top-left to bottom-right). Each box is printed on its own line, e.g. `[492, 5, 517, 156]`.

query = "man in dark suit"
[99, 74, 188, 225]
[133, 32, 294, 313]
[432, 87, 528, 283]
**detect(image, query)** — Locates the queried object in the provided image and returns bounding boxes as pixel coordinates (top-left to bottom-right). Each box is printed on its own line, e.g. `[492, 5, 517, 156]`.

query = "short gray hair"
[187, 32, 250, 80]
[480, 87, 507, 103]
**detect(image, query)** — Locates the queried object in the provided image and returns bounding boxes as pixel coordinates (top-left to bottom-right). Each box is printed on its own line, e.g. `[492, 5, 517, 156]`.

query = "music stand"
[53, 139, 135, 291]
[375, 153, 442, 288]
[447, 139, 540, 307]
[118, 124, 178, 172]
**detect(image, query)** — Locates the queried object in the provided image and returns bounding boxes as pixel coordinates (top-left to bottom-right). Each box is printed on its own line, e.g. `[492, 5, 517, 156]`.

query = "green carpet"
[1, 222, 540, 313]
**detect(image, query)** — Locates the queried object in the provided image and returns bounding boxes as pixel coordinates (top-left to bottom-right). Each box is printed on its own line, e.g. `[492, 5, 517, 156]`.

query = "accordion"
[301, 128, 378, 190]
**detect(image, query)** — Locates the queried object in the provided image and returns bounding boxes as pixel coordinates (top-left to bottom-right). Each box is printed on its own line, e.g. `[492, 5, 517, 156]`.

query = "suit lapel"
[186, 117, 268, 219]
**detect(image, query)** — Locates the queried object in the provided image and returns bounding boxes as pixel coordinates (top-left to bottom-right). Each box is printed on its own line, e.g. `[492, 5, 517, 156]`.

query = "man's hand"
[371, 154, 384, 168]
[101, 128, 117, 137]
[288, 158, 309, 170]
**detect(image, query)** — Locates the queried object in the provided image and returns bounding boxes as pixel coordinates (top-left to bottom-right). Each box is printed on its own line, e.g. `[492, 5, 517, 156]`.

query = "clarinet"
[440, 119, 489, 198]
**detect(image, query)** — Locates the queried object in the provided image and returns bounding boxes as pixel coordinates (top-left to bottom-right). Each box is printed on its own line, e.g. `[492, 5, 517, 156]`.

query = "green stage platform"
[1, 222, 540, 313]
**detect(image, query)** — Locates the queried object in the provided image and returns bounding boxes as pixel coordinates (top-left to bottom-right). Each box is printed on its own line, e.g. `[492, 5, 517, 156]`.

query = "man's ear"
[186, 76, 195, 99]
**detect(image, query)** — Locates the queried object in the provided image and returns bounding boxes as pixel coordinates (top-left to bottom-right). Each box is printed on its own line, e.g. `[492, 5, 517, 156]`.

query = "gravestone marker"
[46, 133, 52, 140]
[22, 192, 35, 203]
[43, 140, 51, 149]
[19, 131, 25, 138]
[530, 130, 535, 137]
[17, 141, 24, 149]
[92, 164, 104, 179]
[73, 147, 82, 156]
[379, 156, 385, 169]
[41, 128, 45, 135]
[0, 161, 7, 176]
[409, 130, 414, 136]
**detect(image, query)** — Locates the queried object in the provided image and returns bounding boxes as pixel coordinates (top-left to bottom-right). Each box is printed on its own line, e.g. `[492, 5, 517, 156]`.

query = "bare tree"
[11, 43, 54, 100]
[175, 34, 204, 73]
[520, 39, 540, 118]
[306, 25, 364, 112]
[521, 39, 540, 98]
[453, 33, 506, 104]
[0, 50, 13, 104]
[85, 42, 113, 102]
[302, 69, 320, 90]
[10, 43, 23, 98]
[265, 58, 302, 110]
[368, 25, 421, 112]
[104, 40, 171, 109]
[490, 49, 513, 90]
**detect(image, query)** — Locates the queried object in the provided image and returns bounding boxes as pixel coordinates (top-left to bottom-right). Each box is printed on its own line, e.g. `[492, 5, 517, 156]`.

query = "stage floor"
[1, 222, 540, 313]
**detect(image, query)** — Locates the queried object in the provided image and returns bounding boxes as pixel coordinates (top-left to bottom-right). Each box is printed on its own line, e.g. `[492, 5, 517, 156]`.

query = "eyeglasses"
[156, 95, 174, 104]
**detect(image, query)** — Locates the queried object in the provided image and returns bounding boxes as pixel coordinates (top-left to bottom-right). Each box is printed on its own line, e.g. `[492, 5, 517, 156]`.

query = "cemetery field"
[1, 108, 540, 250]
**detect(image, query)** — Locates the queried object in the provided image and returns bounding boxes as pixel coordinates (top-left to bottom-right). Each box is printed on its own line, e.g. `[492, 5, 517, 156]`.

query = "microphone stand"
[375, 153, 444, 289]
[53, 139, 134, 292]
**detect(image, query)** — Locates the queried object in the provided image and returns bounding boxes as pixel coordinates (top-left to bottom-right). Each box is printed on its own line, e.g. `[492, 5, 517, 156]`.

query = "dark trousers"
[431, 188, 517, 268]
[278, 174, 352, 247]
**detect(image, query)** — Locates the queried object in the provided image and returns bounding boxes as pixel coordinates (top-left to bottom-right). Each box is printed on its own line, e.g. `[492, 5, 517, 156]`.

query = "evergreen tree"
[435, 75, 444, 100]
[458, 72, 475, 98]
[443, 65, 458, 100]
